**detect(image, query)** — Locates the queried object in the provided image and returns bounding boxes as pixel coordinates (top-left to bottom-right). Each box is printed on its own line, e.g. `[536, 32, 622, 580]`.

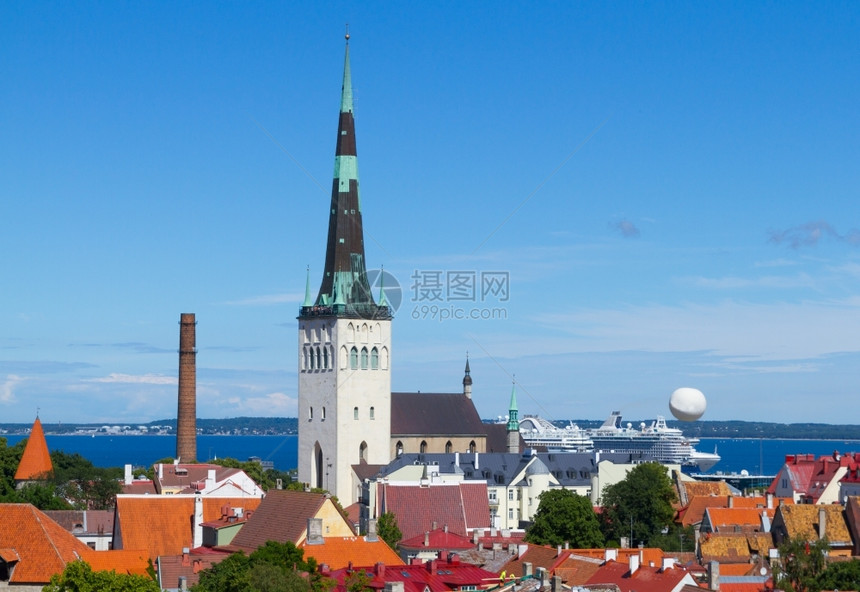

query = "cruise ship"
[517, 411, 720, 472]
[517, 415, 593, 452]
[588, 411, 720, 472]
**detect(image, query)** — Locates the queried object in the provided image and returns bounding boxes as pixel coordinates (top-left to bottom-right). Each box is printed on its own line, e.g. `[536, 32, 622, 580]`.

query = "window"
[508, 508, 514, 520]
[360, 347, 369, 369]
[469, 440, 476, 453]
[508, 489, 514, 501]
[489, 490, 497, 502]
[359, 441, 368, 462]
[316, 347, 321, 369]
[354, 406, 359, 420]
[323, 347, 329, 369]
[420, 440, 427, 454]
[396, 441, 403, 456]
[371, 347, 379, 369]
[370, 406, 375, 420]
[350, 347, 358, 369]
[309, 407, 313, 420]
[321, 407, 326, 420]
[445, 441, 453, 454]
[309, 347, 315, 370]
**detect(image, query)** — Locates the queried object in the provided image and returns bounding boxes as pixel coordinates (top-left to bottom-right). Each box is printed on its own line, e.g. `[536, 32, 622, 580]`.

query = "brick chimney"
[176, 313, 197, 462]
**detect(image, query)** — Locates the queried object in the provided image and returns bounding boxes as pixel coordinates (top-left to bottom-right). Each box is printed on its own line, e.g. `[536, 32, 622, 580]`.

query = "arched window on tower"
[420, 440, 427, 454]
[396, 441, 404, 456]
[445, 441, 453, 454]
[359, 441, 368, 462]
[321, 407, 326, 420]
[369, 406, 375, 420]
[371, 347, 379, 370]
[323, 347, 329, 369]
[309, 407, 313, 420]
[350, 347, 358, 370]
[469, 440, 476, 453]
[309, 348, 315, 370]
[315, 346, 321, 370]
[360, 347, 368, 369]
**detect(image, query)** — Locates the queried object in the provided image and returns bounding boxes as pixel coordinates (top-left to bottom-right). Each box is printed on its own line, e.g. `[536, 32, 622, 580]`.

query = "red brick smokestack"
[176, 313, 197, 462]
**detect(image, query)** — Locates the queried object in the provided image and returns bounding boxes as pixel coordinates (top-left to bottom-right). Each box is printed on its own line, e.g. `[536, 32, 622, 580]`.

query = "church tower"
[297, 34, 392, 504]
[507, 382, 520, 453]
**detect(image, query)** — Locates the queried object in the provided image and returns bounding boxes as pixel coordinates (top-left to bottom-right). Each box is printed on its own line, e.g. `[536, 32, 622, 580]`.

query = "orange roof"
[680, 496, 729, 527]
[0, 504, 91, 584]
[301, 536, 404, 569]
[115, 495, 262, 560]
[14, 417, 53, 481]
[81, 548, 150, 576]
[707, 508, 772, 531]
[570, 547, 665, 568]
[718, 563, 756, 576]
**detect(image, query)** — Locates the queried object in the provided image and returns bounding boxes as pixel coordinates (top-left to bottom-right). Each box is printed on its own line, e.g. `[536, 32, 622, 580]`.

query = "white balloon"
[669, 387, 706, 421]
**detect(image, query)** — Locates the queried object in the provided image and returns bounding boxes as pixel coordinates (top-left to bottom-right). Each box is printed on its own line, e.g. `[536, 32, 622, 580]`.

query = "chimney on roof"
[424, 532, 430, 547]
[158, 463, 163, 480]
[432, 520, 437, 531]
[178, 576, 188, 591]
[551, 575, 562, 592]
[440, 550, 448, 562]
[556, 544, 562, 557]
[176, 313, 198, 462]
[193, 496, 203, 549]
[708, 560, 720, 591]
[761, 510, 771, 533]
[375, 562, 385, 577]
[767, 492, 774, 509]
[444, 524, 448, 533]
[455, 452, 459, 467]
[628, 553, 640, 575]
[426, 559, 437, 573]
[818, 507, 827, 540]
[181, 548, 190, 566]
[522, 562, 533, 577]
[604, 548, 617, 562]
[366, 518, 378, 542]
[472, 529, 479, 544]
[475, 451, 479, 470]
[661, 557, 675, 570]
[728, 495, 734, 508]
[307, 518, 324, 545]
[124, 464, 133, 485]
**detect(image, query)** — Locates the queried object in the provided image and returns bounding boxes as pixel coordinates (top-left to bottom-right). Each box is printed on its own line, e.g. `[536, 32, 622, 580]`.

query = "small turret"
[462, 355, 472, 398]
[507, 381, 519, 453]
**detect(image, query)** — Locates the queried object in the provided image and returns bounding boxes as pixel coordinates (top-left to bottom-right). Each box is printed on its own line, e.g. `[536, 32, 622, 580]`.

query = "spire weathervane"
[345, 23, 350, 42]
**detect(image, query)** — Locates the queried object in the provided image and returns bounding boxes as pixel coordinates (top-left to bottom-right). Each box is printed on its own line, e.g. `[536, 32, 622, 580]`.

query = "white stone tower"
[297, 34, 392, 505]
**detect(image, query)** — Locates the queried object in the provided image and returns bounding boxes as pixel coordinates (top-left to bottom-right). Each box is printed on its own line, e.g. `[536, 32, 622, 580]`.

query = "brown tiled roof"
[153, 463, 244, 493]
[230, 490, 328, 552]
[400, 528, 474, 551]
[707, 508, 772, 532]
[777, 504, 851, 544]
[43, 510, 114, 534]
[83, 549, 150, 576]
[683, 481, 731, 498]
[121, 480, 157, 495]
[114, 495, 262, 560]
[301, 536, 404, 569]
[14, 417, 53, 481]
[569, 548, 665, 568]
[699, 533, 773, 563]
[0, 503, 91, 584]
[157, 553, 225, 590]
[501, 545, 569, 578]
[378, 482, 491, 542]
[391, 393, 485, 435]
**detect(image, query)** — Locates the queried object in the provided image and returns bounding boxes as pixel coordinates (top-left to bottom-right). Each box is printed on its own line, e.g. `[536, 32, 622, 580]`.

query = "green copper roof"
[378, 268, 388, 307]
[303, 267, 313, 307]
[341, 42, 353, 114]
[507, 382, 519, 431]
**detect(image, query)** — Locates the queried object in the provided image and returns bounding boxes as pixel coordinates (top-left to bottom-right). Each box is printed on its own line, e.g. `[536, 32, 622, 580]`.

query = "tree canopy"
[44, 560, 159, 592]
[376, 512, 402, 549]
[599, 462, 676, 547]
[525, 488, 604, 548]
[192, 541, 333, 592]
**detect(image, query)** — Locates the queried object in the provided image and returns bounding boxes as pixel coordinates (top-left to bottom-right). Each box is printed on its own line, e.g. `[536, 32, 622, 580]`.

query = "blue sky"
[2, 2, 858, 425]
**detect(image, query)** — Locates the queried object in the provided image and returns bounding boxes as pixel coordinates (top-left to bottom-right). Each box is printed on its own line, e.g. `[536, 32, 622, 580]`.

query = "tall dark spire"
[301, 34, 387, 320]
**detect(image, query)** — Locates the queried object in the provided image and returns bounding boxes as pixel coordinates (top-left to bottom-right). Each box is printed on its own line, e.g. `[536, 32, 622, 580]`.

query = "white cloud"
[230, 392, 297, 415]
[89, 373, 177, 385]
[1, 375, 22, 403]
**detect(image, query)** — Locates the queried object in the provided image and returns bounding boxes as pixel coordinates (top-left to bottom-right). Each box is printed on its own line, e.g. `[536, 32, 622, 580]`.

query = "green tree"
[18, 482, 71, 510]
[599, 462, 676, 547]
[52, 450, 122, 510]
[0, 437, 26, 500]
[819, 558, 860, 590]
[192, 552, 253, 592]
[376, 512, 402, 549]
[773, 536, 830, 592]
[43, 559, 159, 591]
[525, 488, 604, 548]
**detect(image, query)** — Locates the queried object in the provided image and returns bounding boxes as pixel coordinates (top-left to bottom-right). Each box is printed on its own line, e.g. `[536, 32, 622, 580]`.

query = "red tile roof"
[114, 495, 262, 560]
[584, 559, 695, 592]
[767, 453, 859, 502]
[157, 553, 225, 589]
[325, 556, 500, 592]
[706, 507, 773, 533]
[302, 536, 404, 569]
[0, 503, 91, 584]
[379, 482, 491, 541]
[501, 544, 569, 578]
[14, 417, 53, 481]
[400, 528, 475, 551]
